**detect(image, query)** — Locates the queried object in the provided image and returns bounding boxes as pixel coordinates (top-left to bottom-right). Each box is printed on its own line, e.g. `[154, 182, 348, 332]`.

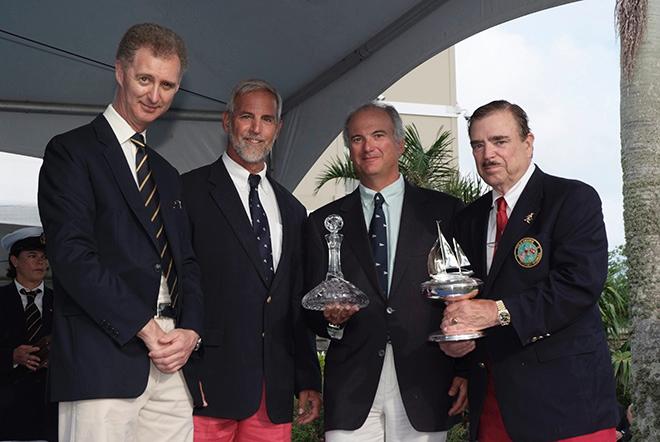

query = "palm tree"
[616, 0, 660, 437]
[315, 124, 486, 204]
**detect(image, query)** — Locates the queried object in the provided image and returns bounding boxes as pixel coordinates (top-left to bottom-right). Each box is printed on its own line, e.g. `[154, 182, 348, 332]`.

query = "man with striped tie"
[38, 23, 203, 441]
[0, 227, 56, 441]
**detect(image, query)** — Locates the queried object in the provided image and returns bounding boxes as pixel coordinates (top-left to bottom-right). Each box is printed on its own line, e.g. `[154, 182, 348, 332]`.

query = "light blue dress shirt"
[358, 174, 405, 293]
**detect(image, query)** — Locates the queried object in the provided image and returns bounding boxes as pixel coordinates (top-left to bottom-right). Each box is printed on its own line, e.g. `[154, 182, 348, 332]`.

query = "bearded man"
[181, 79, 322, 442]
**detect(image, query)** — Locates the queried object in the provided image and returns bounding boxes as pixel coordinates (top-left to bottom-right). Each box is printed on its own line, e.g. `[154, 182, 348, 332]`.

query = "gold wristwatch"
[495, 300, 511, 326]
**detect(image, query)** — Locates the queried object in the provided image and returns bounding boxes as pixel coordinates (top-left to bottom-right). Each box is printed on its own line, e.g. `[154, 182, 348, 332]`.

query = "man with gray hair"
[182, 79, 322, 441]
[39, 23, 203, 440]
[304, 102, 467, 441]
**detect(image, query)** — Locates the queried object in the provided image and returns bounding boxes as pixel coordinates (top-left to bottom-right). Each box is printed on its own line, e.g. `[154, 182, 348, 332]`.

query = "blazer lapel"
[389, 183, 426, 298]
[470, 194, 492, 280]
[269, 178, 292, 292]
[485, 168, 543, 294]
[95, 116, 159, 252]
[208, 160, 271, 286]
[338, 190, 383, 297]
[150, 153, 183, 259]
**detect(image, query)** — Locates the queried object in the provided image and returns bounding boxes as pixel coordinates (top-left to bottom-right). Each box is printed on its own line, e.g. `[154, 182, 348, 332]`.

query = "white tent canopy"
[1, 0, 577, 189]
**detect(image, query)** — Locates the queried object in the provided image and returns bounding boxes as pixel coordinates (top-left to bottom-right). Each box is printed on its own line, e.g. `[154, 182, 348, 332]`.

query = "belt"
[155, 303, 176, 319]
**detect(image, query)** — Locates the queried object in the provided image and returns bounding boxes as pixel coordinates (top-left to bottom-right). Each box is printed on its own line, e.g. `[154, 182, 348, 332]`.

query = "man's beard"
[229, 132, 274, 164]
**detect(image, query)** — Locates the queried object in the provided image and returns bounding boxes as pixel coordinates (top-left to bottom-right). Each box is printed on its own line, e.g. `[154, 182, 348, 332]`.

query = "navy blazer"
[38, 114, 204, 404]
[0, 282, 56, 440]
[181, 158, 321, 423]
[304, 182, 465, 432]
[453, 167, 618, 441]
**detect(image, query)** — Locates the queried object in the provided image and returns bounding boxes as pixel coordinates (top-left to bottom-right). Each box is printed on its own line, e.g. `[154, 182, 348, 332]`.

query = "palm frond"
[313, 152, 357, 194]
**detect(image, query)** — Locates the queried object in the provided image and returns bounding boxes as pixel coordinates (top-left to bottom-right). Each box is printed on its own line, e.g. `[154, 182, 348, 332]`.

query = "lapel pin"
[172, 200, 183, 209]
[523, 212, 535, 224]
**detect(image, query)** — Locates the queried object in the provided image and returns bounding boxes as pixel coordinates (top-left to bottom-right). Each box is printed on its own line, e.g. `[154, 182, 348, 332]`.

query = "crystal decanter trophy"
[302, 214, 370, 311]
[421, 221, 485, 342]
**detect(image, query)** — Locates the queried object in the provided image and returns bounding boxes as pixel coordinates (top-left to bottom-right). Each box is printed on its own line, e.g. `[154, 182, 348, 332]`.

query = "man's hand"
[13, 345, 41, 371]
[323, 303, 359, 326]
[441, 299, 499, 334]
[296, 389, 322, 425]
[447, 376, 468, 416]
[439, 340, 476, 358]
[137, 319, 167, 352]
[149, 328, 200, 373]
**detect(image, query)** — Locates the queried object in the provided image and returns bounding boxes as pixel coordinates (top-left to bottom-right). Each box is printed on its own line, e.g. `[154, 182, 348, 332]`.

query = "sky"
[0, 0, 624, 247]
[455, 0, 623, 247]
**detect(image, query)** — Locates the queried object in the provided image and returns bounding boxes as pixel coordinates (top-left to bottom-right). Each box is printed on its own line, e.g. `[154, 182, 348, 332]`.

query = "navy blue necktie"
[369, 193, 388, 296]
[248, 174, 274, 284]
[130, 133, 179, 307]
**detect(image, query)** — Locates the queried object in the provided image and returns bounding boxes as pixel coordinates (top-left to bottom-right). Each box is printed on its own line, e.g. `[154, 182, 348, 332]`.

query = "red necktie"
[494, 197, 508, 252]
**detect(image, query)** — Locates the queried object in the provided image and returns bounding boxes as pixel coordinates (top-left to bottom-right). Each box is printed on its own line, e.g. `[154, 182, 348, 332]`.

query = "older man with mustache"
[440, 100, 619, 442]
[181, 79, 322, 442]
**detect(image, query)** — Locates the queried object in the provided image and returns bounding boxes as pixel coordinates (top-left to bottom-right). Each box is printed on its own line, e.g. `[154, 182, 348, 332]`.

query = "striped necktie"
[130, 133, 179, 307]
[369, 192, 388, 296]
[21, 288, 42, 343]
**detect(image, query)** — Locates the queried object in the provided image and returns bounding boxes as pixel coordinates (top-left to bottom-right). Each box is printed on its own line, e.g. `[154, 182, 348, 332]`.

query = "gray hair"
[343, 102, 405, 147]
[227, 79, 283, 122]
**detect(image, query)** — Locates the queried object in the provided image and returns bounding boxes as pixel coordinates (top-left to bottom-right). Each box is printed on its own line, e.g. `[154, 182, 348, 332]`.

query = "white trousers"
[326, 344, 448, 442]
[58, 318, 193, 442]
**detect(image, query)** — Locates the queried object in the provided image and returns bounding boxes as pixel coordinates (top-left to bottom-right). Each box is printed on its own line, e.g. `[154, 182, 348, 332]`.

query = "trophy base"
[427, 330, 485, 342]
[420, 274, 482, 300]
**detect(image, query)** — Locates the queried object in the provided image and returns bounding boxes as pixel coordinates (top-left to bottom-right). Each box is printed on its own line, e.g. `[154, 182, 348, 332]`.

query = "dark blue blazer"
[38, 114, 204, 404]
[181, 158, 321, 423]
[304, 182, 465, 432]
[452, 167, 618, 441]
[0, 282, 56, 440]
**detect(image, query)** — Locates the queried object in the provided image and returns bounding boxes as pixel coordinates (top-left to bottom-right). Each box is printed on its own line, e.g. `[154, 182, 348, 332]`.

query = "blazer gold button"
[266, 296, 272, 303]
[386, 307, 394, 314]
[478, 362, 485, 368]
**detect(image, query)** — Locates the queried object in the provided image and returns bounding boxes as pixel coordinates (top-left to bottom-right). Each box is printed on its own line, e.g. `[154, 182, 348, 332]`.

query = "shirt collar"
[222, 152, 270, 193]
[103, 104, 147, 145]
[491, 163, 536, 211]
[14, 280, 45, 296]
[359, 174, 405, 206]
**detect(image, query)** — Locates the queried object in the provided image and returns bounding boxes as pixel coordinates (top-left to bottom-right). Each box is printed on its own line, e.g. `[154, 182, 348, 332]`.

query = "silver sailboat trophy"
[302, 214, 370, 310]
[421, 221, 485, 342]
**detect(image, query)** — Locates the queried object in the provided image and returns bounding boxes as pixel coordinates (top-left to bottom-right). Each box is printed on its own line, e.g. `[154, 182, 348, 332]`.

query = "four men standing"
[10, 19, 617, 442]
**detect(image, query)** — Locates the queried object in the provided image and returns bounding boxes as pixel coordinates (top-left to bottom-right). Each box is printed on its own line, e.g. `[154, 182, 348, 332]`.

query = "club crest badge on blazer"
[514, 237, 543, 268]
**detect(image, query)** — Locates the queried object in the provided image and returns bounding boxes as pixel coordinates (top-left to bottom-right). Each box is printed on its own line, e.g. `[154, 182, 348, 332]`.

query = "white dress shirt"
[15, 280, 46, 313]
[222, 153, 283, 271]
[486, 163, 536, 273]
